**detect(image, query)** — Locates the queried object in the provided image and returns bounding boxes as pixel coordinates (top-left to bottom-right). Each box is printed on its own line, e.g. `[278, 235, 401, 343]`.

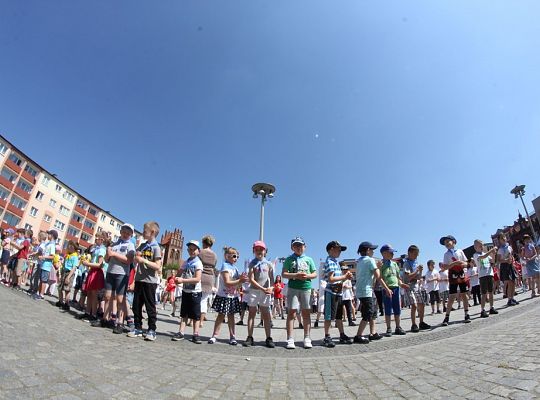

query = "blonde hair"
[144, 221, 160, 236]
[202, 235, 215, 247]
[38, 231, 48, 241]
[223, 246, 239, 256]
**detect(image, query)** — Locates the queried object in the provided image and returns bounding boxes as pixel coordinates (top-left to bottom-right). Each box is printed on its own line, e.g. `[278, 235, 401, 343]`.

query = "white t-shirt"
[438, 270, 449, 292]
[473, 252, 493, 278]
[180, 256, 203, 293]
[217, 262, 241, 298]
[425, 270, 439, 292]
[342, 279, 353, 301]
[466, 266, 479, 287]
[497, 244, 513, 263]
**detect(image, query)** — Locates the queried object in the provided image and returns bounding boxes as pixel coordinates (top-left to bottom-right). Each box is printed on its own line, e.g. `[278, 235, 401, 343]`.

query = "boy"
[172, 240, 203, 344]
[402, 245, 431, 332]
[440, 235, 470, 325]
[438, 262, 450, 312]
[34, 230, 58, 300]
[497, 234, 518, 306]
[467, 260, 481, 306]
[425, 260, 441, 314]
[94, 224, 135, 333]
[354, 241, 392, 344]
[57, 241, 80, 310]
[282, 237, 317, 349]
[379, 244, 407, 336]
[473, 239, 498, 318]
[11, 228, 32, 289]
[321, 240, 354, 348]
[128, 221, 162, 341]
[243, 240, 275, 348]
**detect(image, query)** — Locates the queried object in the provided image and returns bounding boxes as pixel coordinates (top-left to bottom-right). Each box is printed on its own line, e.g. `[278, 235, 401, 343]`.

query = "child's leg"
[368, 319, 376, 335]
[247, 306, 257, 337]
[410, 304, 417, 326]
[179, 317, 187, 333]
[227, 313, 236, 338]
[461, 291, 469, 314]
[286, 309, 296, 338]
[301, 308, 311, 337]
[446, 293, 456, 315]
[261, 306, 272, 338]
[132, 283, 143, 329]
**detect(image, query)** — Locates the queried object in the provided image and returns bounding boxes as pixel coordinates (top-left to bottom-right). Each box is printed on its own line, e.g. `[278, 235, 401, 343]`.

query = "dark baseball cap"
[380, 244, 396, 254]
[291, 237, 306, 246]
[357, 241, 378, 253]
[47, 230, 58, 240]
[439, 235, 457, 246]
[326, 240, 347, 252]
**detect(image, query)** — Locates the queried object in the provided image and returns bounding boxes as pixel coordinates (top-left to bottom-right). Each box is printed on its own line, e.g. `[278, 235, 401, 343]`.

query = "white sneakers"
[303, 337, 312, 349]
[286, 338, 296, 349]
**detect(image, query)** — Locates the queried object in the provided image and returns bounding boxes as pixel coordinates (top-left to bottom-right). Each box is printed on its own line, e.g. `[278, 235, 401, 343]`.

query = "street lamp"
[510, 185, 538, 242]
[251, 183, 275, 241]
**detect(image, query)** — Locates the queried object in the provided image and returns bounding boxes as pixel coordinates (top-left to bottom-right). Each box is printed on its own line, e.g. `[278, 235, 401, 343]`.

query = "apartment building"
[0, 134, 140, 248]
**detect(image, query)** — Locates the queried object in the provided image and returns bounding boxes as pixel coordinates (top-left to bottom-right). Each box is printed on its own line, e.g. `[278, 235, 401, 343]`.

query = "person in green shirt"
[379, 244, 408, 337]
[282, 237, 317, 350]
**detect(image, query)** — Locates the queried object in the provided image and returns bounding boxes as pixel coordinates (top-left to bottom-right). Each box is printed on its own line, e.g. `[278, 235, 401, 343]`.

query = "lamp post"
[510, 185, 538, 243]
[251, 183, 276, 241]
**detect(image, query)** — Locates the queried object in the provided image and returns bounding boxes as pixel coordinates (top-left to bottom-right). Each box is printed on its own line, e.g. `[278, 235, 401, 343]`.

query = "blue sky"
[1, 1, 540, 270]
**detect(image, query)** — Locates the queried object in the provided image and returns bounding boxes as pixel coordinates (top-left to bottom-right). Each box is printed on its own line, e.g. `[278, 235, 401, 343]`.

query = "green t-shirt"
[283, 254, 316, 290]
[381, 260, 400, 288]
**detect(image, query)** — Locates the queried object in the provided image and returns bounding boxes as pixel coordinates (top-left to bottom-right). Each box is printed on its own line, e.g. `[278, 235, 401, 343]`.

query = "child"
[208, 246, 247, 345]
[379, 244, 408, 337]
[1, 229, 13, 283]
[321, 240, 354, 348]
[162, 272, 176, 310]
[34, 230, 58, 300]
[520, 234, 539, 297]
[472, 239, 498, 318]
[467, 260, 481, 306]
[497, 234, 518, 306]
[354, 241, 392, 344]
[402, 245, 431, 332]
[80, 233, 107, 321]
[440, 235, 471, 325]
[243, 241, 275, 348]
[172, 240, 204, 343]
[11, 228, 32, 289]
[425, 260, 441, 314]
[282, 237, 317, 349]
[272, 275, 285, 320]
[438, 263, 450, 312]
[128, 221, 162, 341]
[56, 241, 80, 310]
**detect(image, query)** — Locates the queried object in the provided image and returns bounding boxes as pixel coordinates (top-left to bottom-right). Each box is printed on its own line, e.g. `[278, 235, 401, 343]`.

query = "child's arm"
[374, 268, 392, 297]
[176, 269, 202, 285]
[135, 254, 162, 272]
[223, 270, 247, 287]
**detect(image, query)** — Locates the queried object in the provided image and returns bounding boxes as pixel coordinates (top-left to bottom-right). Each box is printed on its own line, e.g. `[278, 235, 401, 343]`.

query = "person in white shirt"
[425, 260, 441, 314]
[497, 234, 519, 307]
[472, 239, 498, 318]
[466, 260, 480, 306]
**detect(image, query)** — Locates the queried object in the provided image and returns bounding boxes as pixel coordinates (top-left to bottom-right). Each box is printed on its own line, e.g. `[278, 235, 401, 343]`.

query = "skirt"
[526, 259, 540, 277]
[211, 295, 241, 315]
[85, 268, 105, 291]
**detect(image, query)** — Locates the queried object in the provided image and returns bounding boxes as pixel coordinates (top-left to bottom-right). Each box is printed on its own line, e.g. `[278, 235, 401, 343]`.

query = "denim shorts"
[40, 269, 50, 283]
[383, 287, 401, 316]
[104, 273, 128, 295]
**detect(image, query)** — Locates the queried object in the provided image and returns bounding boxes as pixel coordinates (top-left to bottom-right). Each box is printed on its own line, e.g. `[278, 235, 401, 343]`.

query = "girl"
[161, 272, 176, 311]
[208, 247, 247, 345]
[81, 234, 107, 321]
[521, 234, 540, 298]
[1, 229, 13, 283]
[272, 275, 285, 319]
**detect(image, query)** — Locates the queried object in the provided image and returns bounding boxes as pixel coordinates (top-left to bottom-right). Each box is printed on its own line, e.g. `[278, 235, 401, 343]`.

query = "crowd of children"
[1, 225, 539, 349]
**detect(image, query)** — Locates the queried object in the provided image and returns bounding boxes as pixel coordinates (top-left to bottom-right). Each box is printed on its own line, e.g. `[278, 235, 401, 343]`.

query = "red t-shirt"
[17, 239, 31, 259]
[128, 267, 136, 286]
[273, 282, 284, 299]
[166, 276, 175, 292]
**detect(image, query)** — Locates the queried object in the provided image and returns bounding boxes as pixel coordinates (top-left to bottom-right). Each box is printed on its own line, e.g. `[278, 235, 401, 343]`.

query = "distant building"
[491, 212, 540, 255]
[160, 228, 184, 267]
[0, 134, 141, 248]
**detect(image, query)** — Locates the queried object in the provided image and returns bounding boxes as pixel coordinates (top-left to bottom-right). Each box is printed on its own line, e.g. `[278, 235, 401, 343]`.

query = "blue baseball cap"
[357, 241, 378, 253]
[380, 244, 396, 254]
[291, 237, 306, 246]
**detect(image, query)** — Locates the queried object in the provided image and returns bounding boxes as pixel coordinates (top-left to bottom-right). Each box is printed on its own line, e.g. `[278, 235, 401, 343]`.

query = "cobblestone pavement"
[1, 285, 540, 399]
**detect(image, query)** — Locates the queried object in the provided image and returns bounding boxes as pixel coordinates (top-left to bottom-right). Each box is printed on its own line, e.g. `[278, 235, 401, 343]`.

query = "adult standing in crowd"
[199, 235, 218, 327]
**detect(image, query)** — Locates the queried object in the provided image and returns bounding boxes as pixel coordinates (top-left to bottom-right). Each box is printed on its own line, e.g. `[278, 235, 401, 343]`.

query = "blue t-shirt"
[324, 256, 342, 294]
[41, 241, 56, 272]
[63, 254, 79, 272]
[355, 256, 378, 298]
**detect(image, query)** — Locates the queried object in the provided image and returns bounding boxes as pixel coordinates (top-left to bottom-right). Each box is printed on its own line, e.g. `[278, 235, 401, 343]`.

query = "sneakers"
[235, 320, 244, 326]
[394, 326, 406, 335]
[323, 336, 335, 348]
[229, 338, 238, 346]
[208, 337, 217, 344]
[511, 299, 519, 305]
[303, 337, 312, 349]
[171, 332, 184, 341]
[286, 338, 296, 349]
[265, 337, 275, 348]
[369, 333, 383, 341]
[507, 300, 514, 307]
[191, 335, 202, 344]
[145, 330, 157, 341]
[353, 335, 369, 344]
[313, 320, 319, 328]
[489, 307, 498, 315]
[55, 301, 62, 307]
[410, 324, 420, 333]
[127, 329, 144, 338]
[298, 323, 304, 330]
[464, 314, 471, 323]
[419, 321, 431, 330]
[62, 303, 70, 311]
[480, 310, 489, 318]
[90, 319, 105, 328]
[339, 334, 352, 344]
[437, 310, 442, 314]
[257, 321, 264, 328]
[32, 293, 43, 300]
[348, 321, 357, 327]
[385, 328, 393, 337]
[242, 336, 254, 347]
[112, 325, 123, 334]
[441, 316, 449, 326]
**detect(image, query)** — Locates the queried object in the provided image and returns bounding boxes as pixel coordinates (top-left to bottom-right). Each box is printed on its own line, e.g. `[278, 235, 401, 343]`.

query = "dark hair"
[275, 275, 282, 283]
[498, 233, 506, 241]
[408, 245, 419, 253]
[359, 248, 368, 256]
[427, 260, 435, 266]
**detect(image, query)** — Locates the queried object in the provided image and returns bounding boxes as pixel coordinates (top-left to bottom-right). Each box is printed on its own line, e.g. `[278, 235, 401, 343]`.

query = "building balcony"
[0, 221, 13, 230]
[79, 239, 92, 249]
[0, 176, 15, 191]
[65, 233, 79, 243]
[70, 219, 82, 230]
[7, 204, 24, 218]
[74, 204, 87, 216]
[13, 186, 30, 201]
[0, 198, 6, 209]
[21, 170, 37, 184]
[86, 211, 98, 222]
[82, 224, 94, 235]
[5, 159, 22, 174]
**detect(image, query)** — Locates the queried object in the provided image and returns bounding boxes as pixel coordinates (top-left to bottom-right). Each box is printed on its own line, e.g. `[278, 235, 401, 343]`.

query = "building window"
[23, 164, 38, 177]
[59, 205, 70, 216]
[54, 220, 65, 231]
[55, 184, 62, 192]
[100, 214, 106, 222]
[1, 168, 17, 183]
[24, 223, 33, 230]
[116, 222, 121, 231]
[9, 195, 26, 210]
[41, 176, 50, 186]
[3, 212, 21, 227]
[81, 233, 90, 242]
[8, 153, 23, 166]
[0, 142, 7, 155]
[0, 187, 8, 200]
[30, 207, 38, 217]
[63, 191, 75, 203]
[35, 191, 44, 201]
[110, 219, 115, 226]
[113, 235, 119, 242]
[76, 200, 87, 209]
[84, 220, 94, 229]
[72, 213, 83, 223]
[43, 214, 52, 223]
[88, 207, 97, 216]
[97, 226, 103, 233]
[49, 199, 56, 208]
[16, 179, 33, 193]
[67, 227, 79, 237]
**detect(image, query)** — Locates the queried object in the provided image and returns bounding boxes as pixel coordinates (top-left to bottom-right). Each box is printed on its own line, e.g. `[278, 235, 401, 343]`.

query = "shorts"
[403, 288, 428, 307]
[383, 287, 401, 316]
[126, 291, 134, 306]
[246, 290, 272, 308]
[180, 291, 202, 320]
[500, 263, 516, 282]
[74, 274, 84, 291]
[40, 269, 50, 283]
[439, 290, 449, 301]
[449, 282, 468, 295]
[0, 249, 9, 265]
[526, 259, 540, 277]
[286, 287, 311, 311]
[212, 295, 241, 315]
[359, 297, 377, 322]
[15, 259, 27, 277]
[200, 291, 211, 314]
[58, 270, 75, 292]
[317, 294, 325, 313]
[479, 276, 494, 295]
[324, 292, 344, 321]
[104, 273, 128, 296]
[429, 290, 440, 305]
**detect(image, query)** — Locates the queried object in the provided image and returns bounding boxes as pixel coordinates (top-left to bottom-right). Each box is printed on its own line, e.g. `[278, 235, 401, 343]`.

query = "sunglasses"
[228, 254, 239, 259]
